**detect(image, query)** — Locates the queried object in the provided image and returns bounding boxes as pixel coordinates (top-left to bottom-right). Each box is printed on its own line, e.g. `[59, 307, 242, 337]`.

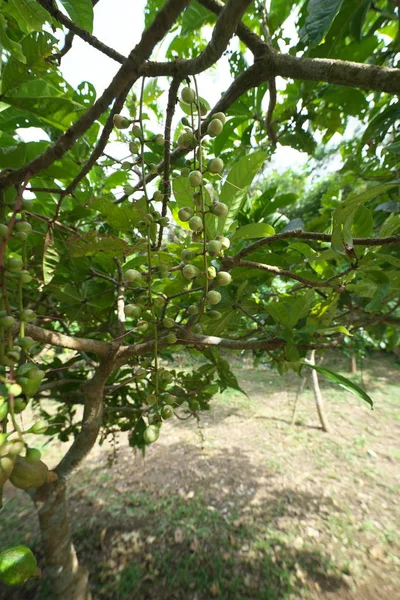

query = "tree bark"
[32, 481, 91, 600]
[291, 374, 307, 425]
[309, 350, 330, 433]
[350, 354, 357, 374]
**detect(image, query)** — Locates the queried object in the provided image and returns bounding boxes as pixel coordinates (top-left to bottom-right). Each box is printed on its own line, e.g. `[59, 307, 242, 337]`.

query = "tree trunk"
[309, 350, 330, 433]
[32, 480, 91, 600]
[291, 374, 307, 425]
[350, 354, 357, 374]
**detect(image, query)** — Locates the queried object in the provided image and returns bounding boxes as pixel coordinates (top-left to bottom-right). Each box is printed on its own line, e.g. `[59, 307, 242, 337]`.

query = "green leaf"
[181, 0, 215, 36]
[302, 363, 373, 408]
[351, 205, 373, 238]
[57, 0, 94, 32]
[385, 141, 400, 154]
[331, 181, 400, 254]
[3, 0, 49, 33]
[43, 236, 60, 285]
[231, 222, 275, 242]
[217, 151, 267, 235]
[289, 290, 315, 327]
[0, 15, 26, 63]
[301, 0, 345, 47]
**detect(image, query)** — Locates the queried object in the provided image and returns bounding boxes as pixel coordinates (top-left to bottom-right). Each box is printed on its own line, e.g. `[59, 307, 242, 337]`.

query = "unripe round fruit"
[146, 394, 157, 406]
[125, 269, 143, 284]
[25, 448, 41, 463]
[122, 161, 132, 171]
[0, 545, 38, 586]
[178, 132, 197, 149]
[208, 310, 222, 320]
[137, 320, 149, 332]
[213, 112, 226, 124]
[159, 264, 169, 277]
[22, 198, 33, 211]
[148, 163, 158, 174]
[113, 114, 131, 129]
[188, 216, 203, 232]
[181, 117, 191, 127]
[178, 206, 194, 222]
[188, 170, 203, 187]
[163, 318, 175, 329]
[207, 240, 222, 257]
[20, 309, 36, 322]
[159, 217, 169, 227]
[193, 192, 202, 206]
[188, 305, 199, 315]
[208, 158, 224, 174]
[212, 202, 229, 217]
[15, 232, 28, 242]
[153, 191, 164, 201]
[153, 296, 165, 308]
[207, 266, 217, 280]
[181, 167, 190, 177]
[6, 258, 22, 272]
[143, 424, 160, 444]
[215, 271, 232, 286]
[9, 456, 49, 489]
[15, 221, 32, 234]
[0, 315, 15, 329]
[143, 213, 154, 225]
[153, 134, 164, 145]
[19, 270, 32, 284]
[161, 405, 174, 419]
[0, 402, 8, 421]
[164, 394, 176, 406]
[6, 350, 20, 363]
[181, 86, 196, 104]
[181, 249, 195, 263]
[131, 124, 142, 139]
[123, 184, 134, 195]
[29, 420, 48, 434]
[216, 235, 230, 250]
[182, 264, 200, 280]
[124, 304, 141, 318]
[16, 337, 34, 350]
[6, 440, 25, 456]
[129, 141, 139, 154]
[207, 118, 224, 137]
[166, 333, 177, 345]
[0, 224, 9, 237]
[207, 290, 222, 305]
[199, 101, 208, 116]
[192, 324, 202, 334]
[152, 211, 162, 220]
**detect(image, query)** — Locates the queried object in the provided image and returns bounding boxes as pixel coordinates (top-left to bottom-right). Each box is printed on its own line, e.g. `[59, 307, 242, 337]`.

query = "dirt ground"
[1, 353, 399, 599]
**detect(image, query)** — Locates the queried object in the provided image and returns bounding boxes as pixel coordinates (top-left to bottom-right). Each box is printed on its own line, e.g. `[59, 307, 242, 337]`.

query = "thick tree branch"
[19, 323, 111, 356]
[235, 259, 343, 289]
[0, 0, 189, 190]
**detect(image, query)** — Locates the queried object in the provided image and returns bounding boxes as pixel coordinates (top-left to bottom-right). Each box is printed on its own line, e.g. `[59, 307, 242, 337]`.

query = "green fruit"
[153, 191, 164, 201]
[153, 134, 164, 145]
[22, 199, 33, 211]
[159, 217, 169, 227]
[181, 117, 191, 127]
[14, 398, 27, 414]
[9, 456, 49, 489]
[208, 158, 224, 174]
[15, 222, 32, 234]
[137, 321, 149, 332]
[181, 249, 195, 263]
[25, 448, 41, 463]
[15, 232, 28, 242]
[164, 394, 176, 406]
[8, 383, 22, 397]
[208, 310, 222, 320]
[16, 377, 41, 399]
[192, 191, 202, 206]
[161, 405, 174, 419]
[124, 304, 142, 318]
[0, 455, 15, 485]
[121, 161, 132, 171]
[148, 163, 158, 175]
[131, 124, 143, 138]
[215, 271, 232, 286]
[178, 132, 197, 149]
[0, 434, 7, 447]
[153, 296, 165, 308]
[6, 258, 22, 272]
[0, 315, 15, 328]
[20, 309, 36, 322]
[123, 184, 135, 195]
[0, 545, 38, 586]
[182, 264, 200, 280]
[188, 304, 199, 315]
[19, 270, 32, 284]
[143, 424, 160, 444]
[188, 216, 203, 232]
[166, 333, 177, 344]
[207, 290, 221, 305]
[181, 86, 196, 104]
[213, 112, 226, 124]
[207, 118, 223, 137]
[207, 240, 222, 257]
[178, 207, 194, 222]
[0, 224, 9, 237]
[6, 351, 20, 363]
[216, 235, 230, 250]
[192, 324, 202, 334]
[16, 337, 34, 351]
[211, 202, 229, 217]
[26, 367, 44, 382]
[0, 402, 8, 421]
[188, 170, 203, 187]
[125, 269, 143, 284]
[29, 420, 48, 434]
[129, 141, 139, 154]
[163, 318, 175, 329]
[113, 114, 131, 129]
[6, 440, 25, 456]
[207, 266, 217, 279]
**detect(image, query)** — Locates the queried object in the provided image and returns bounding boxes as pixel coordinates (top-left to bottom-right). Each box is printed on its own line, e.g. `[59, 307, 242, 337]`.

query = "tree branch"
[0, 0, 189, 190]
[235, 259, 342, 289]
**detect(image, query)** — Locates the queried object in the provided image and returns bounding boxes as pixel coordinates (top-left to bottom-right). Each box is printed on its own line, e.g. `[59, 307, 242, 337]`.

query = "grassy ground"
[1, 352, 399, 599]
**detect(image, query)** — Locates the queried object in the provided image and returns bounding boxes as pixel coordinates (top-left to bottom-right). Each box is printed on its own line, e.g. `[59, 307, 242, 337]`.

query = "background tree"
[0, 0, 399, 598]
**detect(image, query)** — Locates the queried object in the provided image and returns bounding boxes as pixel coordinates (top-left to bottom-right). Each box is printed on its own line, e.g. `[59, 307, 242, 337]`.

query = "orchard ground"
[1, 352, 399, 600]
